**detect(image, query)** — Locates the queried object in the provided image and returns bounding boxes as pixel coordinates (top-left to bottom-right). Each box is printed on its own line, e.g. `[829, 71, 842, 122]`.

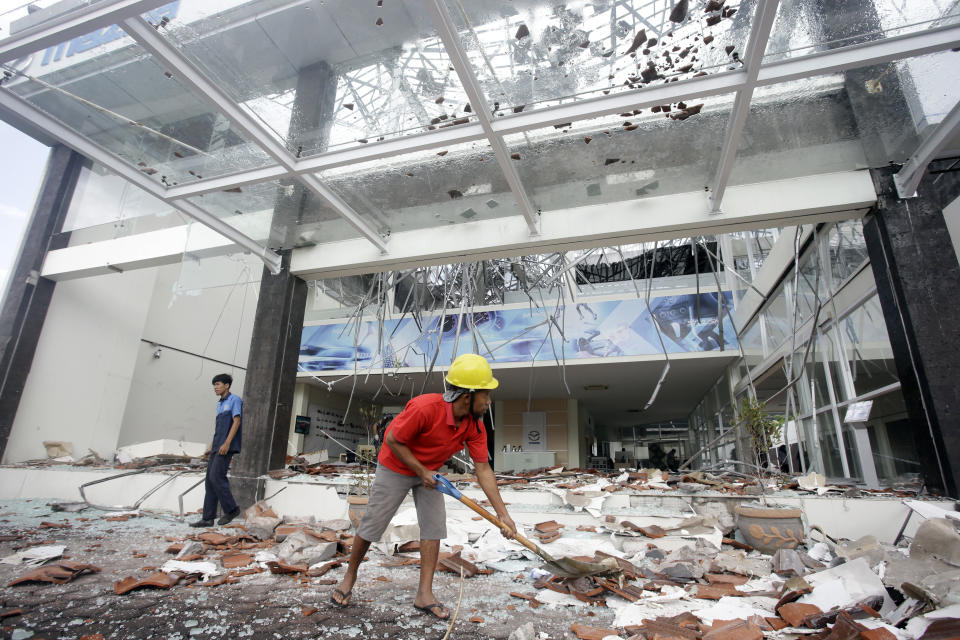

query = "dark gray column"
[863, 166, 960, 497]
[232, 60, 340, 504]
[232, 250, 307, 506]
[0, 145, 83, 459]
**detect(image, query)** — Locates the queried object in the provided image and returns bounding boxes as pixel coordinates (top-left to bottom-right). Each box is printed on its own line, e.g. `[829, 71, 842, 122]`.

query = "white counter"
[502, 451, 556, 472]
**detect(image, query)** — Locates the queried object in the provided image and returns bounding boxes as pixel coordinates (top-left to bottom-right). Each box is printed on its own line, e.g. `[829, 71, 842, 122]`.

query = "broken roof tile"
[703, 619, 764, 640]
[8, 561, 100, 586]
[570, 621, 622, 640]
[777, 602, 822, 627]
[113, 571, 181, 595]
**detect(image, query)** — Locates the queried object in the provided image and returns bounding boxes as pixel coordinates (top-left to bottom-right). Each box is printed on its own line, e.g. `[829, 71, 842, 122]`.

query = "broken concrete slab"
[274, 530, 337, 566]
[798, 557, 894, 615]
[910, 518, 960, 566]
[1, 544, 66, 565]
[837, 535, 887, 566]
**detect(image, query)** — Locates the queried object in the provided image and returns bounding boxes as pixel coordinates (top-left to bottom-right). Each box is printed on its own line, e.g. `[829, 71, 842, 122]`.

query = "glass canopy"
[0, 0, 957, 263]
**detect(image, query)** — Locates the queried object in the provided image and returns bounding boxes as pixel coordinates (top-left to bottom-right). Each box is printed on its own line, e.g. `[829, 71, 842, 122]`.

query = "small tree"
[736, 396, 784, 475]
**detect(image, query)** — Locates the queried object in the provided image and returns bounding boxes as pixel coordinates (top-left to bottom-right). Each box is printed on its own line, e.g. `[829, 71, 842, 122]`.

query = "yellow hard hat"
[445, 353, 499, 390]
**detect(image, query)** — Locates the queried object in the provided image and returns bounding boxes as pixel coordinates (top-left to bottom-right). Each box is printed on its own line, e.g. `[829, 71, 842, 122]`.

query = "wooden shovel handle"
[455, 494, 550, 559]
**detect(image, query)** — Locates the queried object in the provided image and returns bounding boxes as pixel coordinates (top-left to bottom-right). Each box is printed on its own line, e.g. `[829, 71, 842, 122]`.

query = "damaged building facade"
[0, 0, 960, 636]
[1, 0, 959, 497]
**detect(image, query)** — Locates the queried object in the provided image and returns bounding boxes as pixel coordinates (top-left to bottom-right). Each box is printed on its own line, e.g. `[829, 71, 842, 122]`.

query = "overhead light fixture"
[583, 385, 608, 391]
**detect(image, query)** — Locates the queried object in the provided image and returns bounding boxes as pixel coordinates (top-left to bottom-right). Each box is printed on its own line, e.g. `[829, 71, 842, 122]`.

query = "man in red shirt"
[331, 354, 517, 619]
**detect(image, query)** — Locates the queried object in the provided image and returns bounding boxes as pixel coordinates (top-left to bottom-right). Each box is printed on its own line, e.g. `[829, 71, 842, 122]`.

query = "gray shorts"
[355, 465, 447, 542]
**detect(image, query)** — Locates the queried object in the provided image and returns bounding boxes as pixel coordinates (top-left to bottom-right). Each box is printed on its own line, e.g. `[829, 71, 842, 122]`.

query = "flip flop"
[414, 602, 449, 620]
[331, 588, 352, 608]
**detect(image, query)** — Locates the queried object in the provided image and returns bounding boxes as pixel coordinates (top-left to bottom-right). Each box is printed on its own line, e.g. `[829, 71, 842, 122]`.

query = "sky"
[0, 120, 50, 299]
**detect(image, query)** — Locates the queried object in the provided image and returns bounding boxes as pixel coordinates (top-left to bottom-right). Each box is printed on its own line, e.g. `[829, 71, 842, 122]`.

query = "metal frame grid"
[2, 0, 960, 273]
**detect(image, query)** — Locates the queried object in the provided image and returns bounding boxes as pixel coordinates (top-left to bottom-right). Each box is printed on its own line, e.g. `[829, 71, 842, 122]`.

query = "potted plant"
[733, 396, 804, 554]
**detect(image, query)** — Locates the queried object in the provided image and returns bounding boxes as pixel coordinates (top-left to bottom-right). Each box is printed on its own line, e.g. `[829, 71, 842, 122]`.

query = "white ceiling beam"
[121, 15, 388, 253]
[708, 0, 780, 214]
[0, 0, 167, 64]
[425, 0, 541, 236]
[894, 98, 960, 198]
[757, 22, 960, 86]
[152, 23, 960, 202]
[0, 87, 282, 275]
[292, 171, 876, 280]
[293, 121, 487, 175]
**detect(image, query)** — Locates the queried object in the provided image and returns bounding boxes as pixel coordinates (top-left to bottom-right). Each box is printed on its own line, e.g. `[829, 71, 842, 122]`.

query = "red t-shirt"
[378, 393, 488, 476]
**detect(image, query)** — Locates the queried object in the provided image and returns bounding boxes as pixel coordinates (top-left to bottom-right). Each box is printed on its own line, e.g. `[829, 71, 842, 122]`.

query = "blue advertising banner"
[298, 292, 736, 373]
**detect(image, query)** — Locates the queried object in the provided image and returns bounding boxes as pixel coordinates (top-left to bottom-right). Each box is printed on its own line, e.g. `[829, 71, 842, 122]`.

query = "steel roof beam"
[121, 15, 388, 253]
[708, 0, 780, 214]
[156, 22, 960, 202]
[0, 0, 167, 64]
[425, 0, 541, 236]
[894, 98, 960, 198]
[0, 87, 282, 274]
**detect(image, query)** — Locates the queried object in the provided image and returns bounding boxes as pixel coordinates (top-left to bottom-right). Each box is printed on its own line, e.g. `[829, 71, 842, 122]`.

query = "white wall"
[4, 252, 263, 463]
[117, 254, 260, 447]
[3, 268, 156, 462]
[944, 194, 960, 266]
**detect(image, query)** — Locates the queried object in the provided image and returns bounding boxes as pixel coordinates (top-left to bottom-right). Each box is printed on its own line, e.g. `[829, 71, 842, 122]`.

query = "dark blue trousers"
[202, 453, 238, 521]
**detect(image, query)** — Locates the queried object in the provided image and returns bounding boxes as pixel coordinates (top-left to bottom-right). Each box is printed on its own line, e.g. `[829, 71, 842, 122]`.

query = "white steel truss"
[2, 3, 960, 262]
[708, 0, 780, 214]
[0, 0, 167, 64]
[120, 16, 389, 254]
[0, 87, 283, 274]
[894, 98, 960, 197]
[424, 0, 541, 236]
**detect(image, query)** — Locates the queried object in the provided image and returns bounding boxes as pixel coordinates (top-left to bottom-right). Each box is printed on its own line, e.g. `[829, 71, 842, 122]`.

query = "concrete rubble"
[0, 462, 957, 639]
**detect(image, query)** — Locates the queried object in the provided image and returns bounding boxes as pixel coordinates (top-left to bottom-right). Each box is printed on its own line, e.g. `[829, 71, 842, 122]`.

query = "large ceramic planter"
[735, 504, 804, 554]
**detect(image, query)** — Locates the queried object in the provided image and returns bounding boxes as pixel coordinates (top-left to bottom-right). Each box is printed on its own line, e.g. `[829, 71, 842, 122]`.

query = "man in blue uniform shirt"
[190, 373, 242, 527]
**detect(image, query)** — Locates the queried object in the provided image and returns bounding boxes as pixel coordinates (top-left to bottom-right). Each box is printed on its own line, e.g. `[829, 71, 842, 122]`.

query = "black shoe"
[189, 519, 214, 528]
[217, 507, 241, 526]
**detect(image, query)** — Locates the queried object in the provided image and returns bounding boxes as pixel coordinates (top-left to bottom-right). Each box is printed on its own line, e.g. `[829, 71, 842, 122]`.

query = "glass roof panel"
[504, 92, 734, 212]
[3, 20, 274, 186]
[153, 0, 475, 158]
[316, 139, 522, 234]
[764, 0, 960, 62]
[187, 178, 378, 249]
[730, 50, 960, 187]
[442, 0, 754, 112]
[61, 161, 188, 245]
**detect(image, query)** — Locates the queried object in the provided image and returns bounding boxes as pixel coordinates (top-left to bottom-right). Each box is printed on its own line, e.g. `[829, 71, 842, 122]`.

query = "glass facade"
[693, 219, 919, 487]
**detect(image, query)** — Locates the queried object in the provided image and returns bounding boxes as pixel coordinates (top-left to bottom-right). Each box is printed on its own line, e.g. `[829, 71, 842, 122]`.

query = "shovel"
[432, 473, 618, 579]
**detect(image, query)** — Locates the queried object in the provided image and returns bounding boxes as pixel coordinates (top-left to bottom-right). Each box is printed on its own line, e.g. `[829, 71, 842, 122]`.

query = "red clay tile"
[639, 525, 667, 538]
[113, 571, 181, 595]
[695, 584, 743, 599]
[570, 621, 621, 640]
[704, 573, 749, 586]
[822, 612, 867, 640]
[535, 520, 560, 533]
[0, 608, 23, 619]
[703, 620, 763, 640]
[220, 553, 253, 569]
[778, 602, 822, 627]
[266, 561, 307, 575]
[765, 617, 789, 630]
[469, 617, 484, 623]
[302, 606, 318, 616]
[859, 629, 897, 640]
[8, 561, 100, 586]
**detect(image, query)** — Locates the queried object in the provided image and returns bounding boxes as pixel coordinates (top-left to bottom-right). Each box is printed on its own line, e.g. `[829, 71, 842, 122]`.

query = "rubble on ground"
[0, 459, 956, 639]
